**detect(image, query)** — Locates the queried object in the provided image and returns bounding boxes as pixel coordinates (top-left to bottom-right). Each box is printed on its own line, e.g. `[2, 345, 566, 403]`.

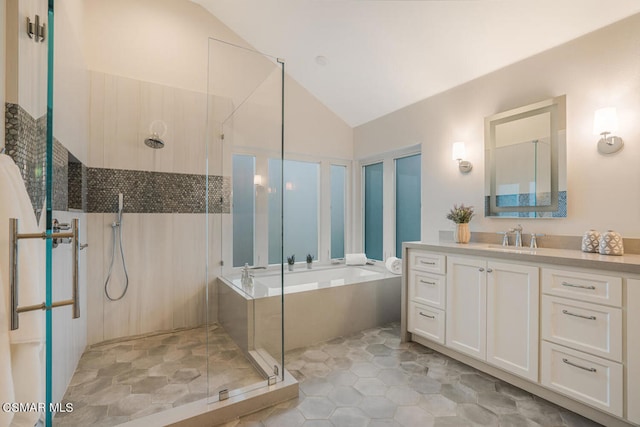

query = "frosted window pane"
[331, 165, 346, 259]
[364, 162, 383, 260]
[232, 155, 255, 267]
[395, 154, 421, 258]
[269, 159, 319, 264]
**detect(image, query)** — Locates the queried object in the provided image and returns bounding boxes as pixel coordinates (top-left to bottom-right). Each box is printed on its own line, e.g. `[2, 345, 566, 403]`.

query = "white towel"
[0, 153, 44, 343]
[385, 257, 402, 275]
[0, 269, 15, 427]
[345, 253, 367, 265]
[0, 153, 44, 427]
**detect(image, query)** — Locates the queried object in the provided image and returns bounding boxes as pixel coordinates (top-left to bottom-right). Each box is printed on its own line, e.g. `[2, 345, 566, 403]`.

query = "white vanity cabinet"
[403, 242, 640, 427]
[407, 251, 446, 344]
[445, 256, 486, 359]
[541, 267, 624, 417]
[486, 261, 539, 382]
[627, 279, 640, 425]
[446, 256, 539, 381]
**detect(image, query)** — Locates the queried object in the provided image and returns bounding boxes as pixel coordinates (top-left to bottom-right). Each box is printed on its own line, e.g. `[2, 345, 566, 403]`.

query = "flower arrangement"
[306, 254, 314, 264]
[287, 255, 295, 265]
[446, 204, 475, 224]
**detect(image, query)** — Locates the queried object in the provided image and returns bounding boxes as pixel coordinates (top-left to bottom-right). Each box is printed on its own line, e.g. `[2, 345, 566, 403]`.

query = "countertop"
[404, 241, 640, 275]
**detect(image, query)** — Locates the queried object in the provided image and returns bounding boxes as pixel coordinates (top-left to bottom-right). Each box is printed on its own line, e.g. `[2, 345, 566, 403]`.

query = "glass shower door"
[206, 38, 285, 402]
[4, 1, 63, 425]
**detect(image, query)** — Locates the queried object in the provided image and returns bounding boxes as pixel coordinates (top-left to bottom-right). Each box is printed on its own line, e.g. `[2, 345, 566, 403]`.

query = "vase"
[581, 229, 600, 253]
[288, 264, 294, 271]
[599, 230, 624, 256]
[454, 223, 470, 243]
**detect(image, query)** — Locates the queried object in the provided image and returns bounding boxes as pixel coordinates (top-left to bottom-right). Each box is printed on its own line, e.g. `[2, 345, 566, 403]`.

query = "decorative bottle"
[581, 230, 600, 253]
[599, 230, 624, 256]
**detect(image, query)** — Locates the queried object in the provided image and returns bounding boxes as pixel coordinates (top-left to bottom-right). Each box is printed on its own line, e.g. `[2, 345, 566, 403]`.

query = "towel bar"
[9, 218, 80, 330]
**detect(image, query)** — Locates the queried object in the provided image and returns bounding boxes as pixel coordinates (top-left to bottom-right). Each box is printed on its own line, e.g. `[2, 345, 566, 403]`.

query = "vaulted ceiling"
[192, 0, 640, 127]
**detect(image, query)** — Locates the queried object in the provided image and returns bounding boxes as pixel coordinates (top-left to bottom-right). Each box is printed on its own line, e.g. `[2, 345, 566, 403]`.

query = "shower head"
[144, 133, 165, 149]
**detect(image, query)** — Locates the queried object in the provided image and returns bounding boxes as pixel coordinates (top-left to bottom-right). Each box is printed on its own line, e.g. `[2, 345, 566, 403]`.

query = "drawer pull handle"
[486, 268, 493, 273]
[419, 312, 436, 319]
[420, 260, 436, 265]
[420, 280, 436, 285]
[562, 309, 596, 320]
[561, 281, 596, 290]
[562, 358, 597, 373]
[479, 268, 485, 272]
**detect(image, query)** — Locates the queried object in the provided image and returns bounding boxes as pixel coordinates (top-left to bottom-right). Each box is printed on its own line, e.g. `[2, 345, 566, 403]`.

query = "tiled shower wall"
[86, 71, 227, 345]
[5, 71, 229, 346]
[4, 101, 87, 405]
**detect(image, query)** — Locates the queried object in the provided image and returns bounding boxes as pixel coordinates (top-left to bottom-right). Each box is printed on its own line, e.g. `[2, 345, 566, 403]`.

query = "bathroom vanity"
[401, 241, 640, 427]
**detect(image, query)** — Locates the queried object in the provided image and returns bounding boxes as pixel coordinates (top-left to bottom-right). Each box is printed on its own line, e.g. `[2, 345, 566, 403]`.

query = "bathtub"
[217, 264, 402, 353]
[226, 265, 392, 298]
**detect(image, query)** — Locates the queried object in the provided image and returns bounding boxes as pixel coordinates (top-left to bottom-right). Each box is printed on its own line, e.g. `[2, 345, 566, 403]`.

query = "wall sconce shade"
[253, 174, 263, 186]
[452, 142, 472, 173]
[594, 107, 623, 154]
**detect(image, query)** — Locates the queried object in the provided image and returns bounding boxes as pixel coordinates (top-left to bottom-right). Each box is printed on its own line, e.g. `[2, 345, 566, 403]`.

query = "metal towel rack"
[9, 218, 80, 330]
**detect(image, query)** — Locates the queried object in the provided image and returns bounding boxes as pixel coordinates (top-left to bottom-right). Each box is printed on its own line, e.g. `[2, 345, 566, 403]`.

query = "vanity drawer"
[542, 268, 622, 307]
[408, 271, 445, 309]
[542, 296, 622, 362]
[541, 341, 622, 416]
[408, 302, 445, 344]
[409, 251, 445, 274]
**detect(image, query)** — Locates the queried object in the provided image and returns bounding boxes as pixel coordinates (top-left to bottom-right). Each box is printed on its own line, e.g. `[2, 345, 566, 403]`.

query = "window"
[395, 154, 421, 257]
[232, 155, 256, 267]
[364, 162, 384, 260]
[331, 165, 346, 259]
[268, 159, 319, 264]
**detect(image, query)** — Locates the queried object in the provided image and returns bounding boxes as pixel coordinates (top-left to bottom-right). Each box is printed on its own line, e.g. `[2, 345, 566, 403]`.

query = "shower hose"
[104, 208, 129, 301]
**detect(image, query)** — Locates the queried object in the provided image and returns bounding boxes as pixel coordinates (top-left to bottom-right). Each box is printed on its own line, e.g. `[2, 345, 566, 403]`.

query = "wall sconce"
[594, 107, 623, 154]
[452, 142, 472, 173]
[253, 174, 263, 187]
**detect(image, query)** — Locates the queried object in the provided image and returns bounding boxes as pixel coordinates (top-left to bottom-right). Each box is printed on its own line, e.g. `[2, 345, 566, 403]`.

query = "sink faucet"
[510, 224, 523, 247]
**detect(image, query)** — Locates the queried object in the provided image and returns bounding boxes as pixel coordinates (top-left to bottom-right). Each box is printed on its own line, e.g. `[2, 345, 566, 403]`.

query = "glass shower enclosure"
[3, 3, 285, 425]
[207, 37, 286, 396]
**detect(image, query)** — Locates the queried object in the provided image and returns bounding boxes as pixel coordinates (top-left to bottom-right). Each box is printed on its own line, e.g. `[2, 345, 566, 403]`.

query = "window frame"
[358, 145, 421, 261]
[228, 146, 352, 272]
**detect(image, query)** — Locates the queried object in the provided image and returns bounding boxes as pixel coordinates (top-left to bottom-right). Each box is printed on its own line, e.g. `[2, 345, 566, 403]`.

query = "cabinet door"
[627, 279, 640, 425]
[446, 256, 486, 360]
[487, 261, 539, 381]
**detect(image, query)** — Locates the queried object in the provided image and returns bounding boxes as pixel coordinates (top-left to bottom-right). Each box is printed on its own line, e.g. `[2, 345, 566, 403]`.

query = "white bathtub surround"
[218, 264, 402, 356]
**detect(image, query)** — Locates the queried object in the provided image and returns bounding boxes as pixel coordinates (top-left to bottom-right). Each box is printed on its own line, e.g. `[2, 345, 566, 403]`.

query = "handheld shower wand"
[104, 193, 130, 301]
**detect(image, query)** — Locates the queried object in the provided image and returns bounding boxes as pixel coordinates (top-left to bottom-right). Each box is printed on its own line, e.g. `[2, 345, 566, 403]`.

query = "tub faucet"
[510, 224, 523, 247]
[241, 263, 254, 287]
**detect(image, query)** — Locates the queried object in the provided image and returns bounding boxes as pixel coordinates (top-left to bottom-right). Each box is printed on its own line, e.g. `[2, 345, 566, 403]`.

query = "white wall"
[354, 13, 640, 243]
[5, 0, 48, 118]
[54, 0, 88, 163]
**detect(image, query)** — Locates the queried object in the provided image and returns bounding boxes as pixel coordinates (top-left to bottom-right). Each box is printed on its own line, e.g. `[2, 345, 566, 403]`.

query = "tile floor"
[222, 323, 602, 427]
[54, 324, 264, 426]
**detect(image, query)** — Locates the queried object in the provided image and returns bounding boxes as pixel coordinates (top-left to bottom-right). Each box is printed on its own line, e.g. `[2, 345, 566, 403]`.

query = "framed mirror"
[484, 95, 566, 217]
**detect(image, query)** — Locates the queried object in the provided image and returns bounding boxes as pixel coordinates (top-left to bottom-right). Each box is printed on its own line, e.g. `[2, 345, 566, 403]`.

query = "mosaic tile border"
[87, 167, 231, 214]
[5, 102, 47, 221]
[6, 103, 230, 215]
